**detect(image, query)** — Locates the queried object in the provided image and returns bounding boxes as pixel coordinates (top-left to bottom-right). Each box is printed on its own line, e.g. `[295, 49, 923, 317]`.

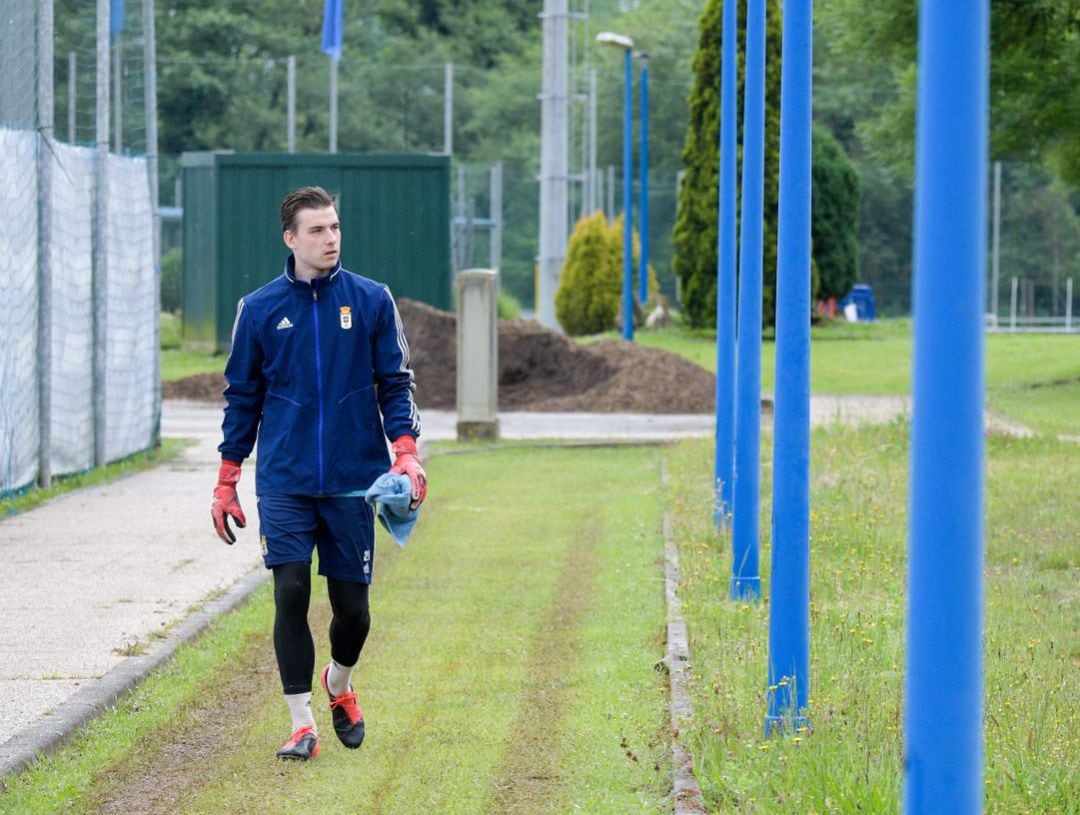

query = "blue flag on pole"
[321, 0, 344, 62]
[110, 0, 125, 37]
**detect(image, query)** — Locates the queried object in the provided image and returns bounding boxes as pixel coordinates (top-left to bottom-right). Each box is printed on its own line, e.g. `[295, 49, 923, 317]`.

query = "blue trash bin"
[840, 284, 876, 322]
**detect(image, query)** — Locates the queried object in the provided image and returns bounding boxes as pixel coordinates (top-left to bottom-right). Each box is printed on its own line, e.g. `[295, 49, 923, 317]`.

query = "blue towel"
[363, 473, 420, 547]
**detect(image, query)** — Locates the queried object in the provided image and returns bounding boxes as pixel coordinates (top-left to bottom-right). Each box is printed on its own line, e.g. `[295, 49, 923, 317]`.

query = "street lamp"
[635, 51, 650, 307]
[597, 31, 635, 341]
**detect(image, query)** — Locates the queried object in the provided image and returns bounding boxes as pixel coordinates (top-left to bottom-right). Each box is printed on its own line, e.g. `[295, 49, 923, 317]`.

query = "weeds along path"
[33, 445, 671, 815]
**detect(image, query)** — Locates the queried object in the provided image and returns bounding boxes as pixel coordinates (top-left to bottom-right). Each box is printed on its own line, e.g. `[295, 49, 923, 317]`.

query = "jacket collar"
[283, 255, 343, 289]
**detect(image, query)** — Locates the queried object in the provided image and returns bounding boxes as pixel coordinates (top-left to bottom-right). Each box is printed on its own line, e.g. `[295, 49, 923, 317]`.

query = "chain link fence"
[988, 162, 1079, 331]
[446, 158, 680, 312]
[0, 0, 158, 495]
[857, 161, 1080, 327]
[146, 49, 685, 316]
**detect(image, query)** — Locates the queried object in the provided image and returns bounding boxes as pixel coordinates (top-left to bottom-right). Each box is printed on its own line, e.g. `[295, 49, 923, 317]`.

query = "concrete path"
[0, 403, 264, 775]
[0, 392, 998, 776]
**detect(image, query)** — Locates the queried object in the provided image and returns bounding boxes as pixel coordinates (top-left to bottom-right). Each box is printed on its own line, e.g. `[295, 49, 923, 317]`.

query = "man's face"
[284, 205, 341, 274]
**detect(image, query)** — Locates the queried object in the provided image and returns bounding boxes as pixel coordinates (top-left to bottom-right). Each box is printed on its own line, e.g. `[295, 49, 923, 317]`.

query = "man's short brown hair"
[280, 186, 337, 233]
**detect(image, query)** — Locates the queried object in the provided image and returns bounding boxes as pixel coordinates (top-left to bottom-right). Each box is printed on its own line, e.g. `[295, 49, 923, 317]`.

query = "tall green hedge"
[674, 0, 861, 327]
[812, 125, 861, 299]
[674, 0, 782, 329]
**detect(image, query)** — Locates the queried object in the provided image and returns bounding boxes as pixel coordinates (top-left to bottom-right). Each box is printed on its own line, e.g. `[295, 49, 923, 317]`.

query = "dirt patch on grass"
[164, 299, 716, 414]
[488, 520, 600, 814]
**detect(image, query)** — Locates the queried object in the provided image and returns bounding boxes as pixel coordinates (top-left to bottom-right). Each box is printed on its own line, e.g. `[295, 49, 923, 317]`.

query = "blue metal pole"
[766, 0, 812, 735]
[905, 1, 987, 812]
[621, 47, 635, 341]
[731, 0, 766, 603]
[638, 60, 650, 306]
[714, 0, 738, 527]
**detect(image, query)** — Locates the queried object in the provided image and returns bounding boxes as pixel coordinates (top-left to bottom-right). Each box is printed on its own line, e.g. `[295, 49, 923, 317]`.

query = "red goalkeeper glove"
[389, 435, 427, 510]
[211, 459, 247, 544]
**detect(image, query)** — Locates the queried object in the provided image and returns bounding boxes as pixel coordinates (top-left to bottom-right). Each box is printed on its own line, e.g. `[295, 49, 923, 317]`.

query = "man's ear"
[283, 230, 296, 250]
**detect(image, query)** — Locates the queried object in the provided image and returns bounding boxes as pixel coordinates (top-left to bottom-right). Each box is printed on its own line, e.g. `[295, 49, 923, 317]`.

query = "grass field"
[161, 348, 227, 382]
[0, 446, 671, 815]
[666, 425, 1080, 813]
[3, 406, 1076, 811]
[623, 321, 1080, 436]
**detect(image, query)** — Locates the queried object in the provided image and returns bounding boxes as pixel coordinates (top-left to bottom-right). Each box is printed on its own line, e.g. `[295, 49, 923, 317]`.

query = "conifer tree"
[673, 0, 782, 328]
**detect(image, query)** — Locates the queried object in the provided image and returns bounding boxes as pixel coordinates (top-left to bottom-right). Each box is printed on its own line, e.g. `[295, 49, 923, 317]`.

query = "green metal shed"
[181, 152, 451, 351]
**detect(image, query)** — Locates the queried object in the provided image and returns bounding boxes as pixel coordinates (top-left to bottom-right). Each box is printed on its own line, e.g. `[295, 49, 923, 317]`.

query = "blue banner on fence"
[321, 0, 344, 61]
[110, 0, 125, 37]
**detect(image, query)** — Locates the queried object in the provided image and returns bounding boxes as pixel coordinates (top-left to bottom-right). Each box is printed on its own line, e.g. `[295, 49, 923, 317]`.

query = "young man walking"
[210, 186, 427, 760]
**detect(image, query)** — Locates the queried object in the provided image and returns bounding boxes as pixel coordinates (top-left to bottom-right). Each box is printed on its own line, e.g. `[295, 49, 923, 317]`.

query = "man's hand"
[389, 436, 427, 510]
[211, 459, 247, 544]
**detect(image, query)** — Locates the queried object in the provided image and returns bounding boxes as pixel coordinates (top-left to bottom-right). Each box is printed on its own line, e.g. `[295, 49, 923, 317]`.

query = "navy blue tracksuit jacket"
[219, 256, 421, 496]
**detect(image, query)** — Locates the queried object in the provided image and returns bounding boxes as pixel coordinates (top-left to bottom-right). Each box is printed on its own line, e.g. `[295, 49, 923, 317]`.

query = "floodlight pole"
[597, 31, 636, 341]
[621, 46, 634, 339]
[637, 52, 650, 306]
[588, 69, 598, 213]
[732, 0, 767, 602]
[766, 0, 812, 736]
[905, 1, 988, 812]
[538, 0, 570, 330]
[713, 0, 738, 527]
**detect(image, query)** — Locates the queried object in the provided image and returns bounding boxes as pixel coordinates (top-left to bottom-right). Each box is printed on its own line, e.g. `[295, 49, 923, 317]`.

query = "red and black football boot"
[320, 664, 366, 749]
[276, 724, 319, 761]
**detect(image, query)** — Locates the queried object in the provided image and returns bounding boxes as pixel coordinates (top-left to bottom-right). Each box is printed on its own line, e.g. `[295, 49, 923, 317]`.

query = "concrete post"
[456, 270, 500, 441]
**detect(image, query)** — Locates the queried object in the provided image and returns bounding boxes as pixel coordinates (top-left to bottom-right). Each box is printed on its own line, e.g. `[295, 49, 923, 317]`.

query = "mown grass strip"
[160, 348, 226, 383]
[623, 322, 1078, 391]
[667, 422, 1080, 813]
[987, 379, 1080, 438]
[0, 445, 671, 815]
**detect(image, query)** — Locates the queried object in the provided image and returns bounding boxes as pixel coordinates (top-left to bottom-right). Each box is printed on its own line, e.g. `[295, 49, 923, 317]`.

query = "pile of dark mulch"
[164, 299, 716, 414]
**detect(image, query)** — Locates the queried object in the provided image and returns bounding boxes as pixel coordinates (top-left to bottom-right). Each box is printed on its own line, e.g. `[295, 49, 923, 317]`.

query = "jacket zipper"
[312, 280, 325, 493]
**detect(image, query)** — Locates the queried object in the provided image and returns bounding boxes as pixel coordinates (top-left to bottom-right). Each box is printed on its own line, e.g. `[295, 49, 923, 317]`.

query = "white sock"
[327, 658, 355, 697]
[285, 692, 315, 733]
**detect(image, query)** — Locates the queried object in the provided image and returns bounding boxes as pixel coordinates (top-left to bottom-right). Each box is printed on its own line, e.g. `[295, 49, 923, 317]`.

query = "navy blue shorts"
[257, 494, 375, 583]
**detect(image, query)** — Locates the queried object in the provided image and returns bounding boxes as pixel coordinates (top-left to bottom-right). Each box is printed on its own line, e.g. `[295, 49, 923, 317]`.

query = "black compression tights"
[271, 562, 371, 695]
